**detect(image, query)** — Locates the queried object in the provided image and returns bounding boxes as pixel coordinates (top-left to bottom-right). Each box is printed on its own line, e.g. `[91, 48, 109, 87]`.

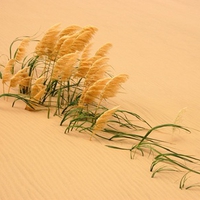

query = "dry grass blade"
[101, 74, 129, 99]
[15, 37, 30, 62]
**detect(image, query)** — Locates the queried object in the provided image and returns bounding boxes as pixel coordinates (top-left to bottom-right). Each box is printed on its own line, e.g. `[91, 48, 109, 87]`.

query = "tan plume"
[30, 84, 45, 99]
[59, 25, 82, 38]
[74, 43, 93, 78]
[69, 26, 98, 53]
[81, 43, 93, 61]
[101, 74, 128, 99]
[84, 57, 109, 87]
[34, 76, 45, 85]
[74, 60, 92, 78]
[95, 43, 112, 57]
[52, 52, 79, 81]
[15, 37, 30, 62]
[35, 23, 61, 57]
[2, 59, 16, 84]
[93, 106, 120, 132]
[78, 77, 111, 106]
[10, 67, 29, 88]
[57, 35, 77, 58]
[19, 76, 31, 87]
[33, 88, 46, 101]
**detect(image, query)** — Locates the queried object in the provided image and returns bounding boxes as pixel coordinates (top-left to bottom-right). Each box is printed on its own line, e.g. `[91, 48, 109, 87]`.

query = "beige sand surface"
[1, 0, 200, 199]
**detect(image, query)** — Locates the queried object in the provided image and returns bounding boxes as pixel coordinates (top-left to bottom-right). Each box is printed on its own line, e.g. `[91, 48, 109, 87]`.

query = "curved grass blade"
[0, 93, 35, 109]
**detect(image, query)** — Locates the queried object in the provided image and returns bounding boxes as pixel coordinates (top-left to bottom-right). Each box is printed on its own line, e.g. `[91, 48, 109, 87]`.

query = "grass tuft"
[0, 24, 200, 190]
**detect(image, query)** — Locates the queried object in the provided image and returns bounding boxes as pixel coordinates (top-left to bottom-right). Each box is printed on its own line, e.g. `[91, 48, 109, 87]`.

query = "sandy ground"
[1, 0, 200, 199]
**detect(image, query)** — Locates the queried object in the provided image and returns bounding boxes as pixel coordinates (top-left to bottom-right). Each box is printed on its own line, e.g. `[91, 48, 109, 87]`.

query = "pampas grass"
[78, 77, 111, 107]
[84, 57, 109, 87]
[59, 25, 81, 38]
[35, 23, 61, 58]
[93, 106, 120, 132]
[101, 74, 129, 99]
[52, 52, 79, 81]
[15, 37, 30, 62]
[69, 26, 97, 53]
[10, 67, 29, 88]
[0, 23, 200, 190]
[2, 59, 16, 84]
[95, 43, 112, 57]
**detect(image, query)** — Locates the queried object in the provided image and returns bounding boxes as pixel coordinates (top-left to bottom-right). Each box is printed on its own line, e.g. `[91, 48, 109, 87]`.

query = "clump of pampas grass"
[1, 24, 200, 190]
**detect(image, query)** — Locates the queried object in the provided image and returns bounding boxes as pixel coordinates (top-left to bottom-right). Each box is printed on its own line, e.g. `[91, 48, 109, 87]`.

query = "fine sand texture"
[1, 0, 200, 199]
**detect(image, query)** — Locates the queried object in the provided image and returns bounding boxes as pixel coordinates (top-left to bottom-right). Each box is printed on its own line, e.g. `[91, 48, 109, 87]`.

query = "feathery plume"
[50, 36, 68, 60]
[78, 77, 111, 106]
[19, 77, 31, 87]
[69, 26, 98, 53]
[84, 57, 109, 87]
[52, 52, 79, 81]
[95, 43, 112, 57]
[2, 59, 16, 84]
[93, 106, 120, 132]
[74, 43, 93, 78]
[34, 76, 45, 85]
[35, 23, 61, 57]
[59, 25, 82, 38]
[25, 82, 46, 111]
[15, 37, 30, 62]
[74, 60, 92, 78]
[81, 43, 93, 61]
[82, 43, 112, 65]
[101, 74, 128, 99]
[82, 26, 98, 35]
[10, 67, 29, 88]
[173, 107, 187, 133]
[33, 87, 46, 101]
[30, 84, 45, 99]
[57, 34, 77, 58]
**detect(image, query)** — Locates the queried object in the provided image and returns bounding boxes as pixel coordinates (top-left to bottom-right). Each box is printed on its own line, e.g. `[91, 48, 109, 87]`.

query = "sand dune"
[1, 0, 200, 199]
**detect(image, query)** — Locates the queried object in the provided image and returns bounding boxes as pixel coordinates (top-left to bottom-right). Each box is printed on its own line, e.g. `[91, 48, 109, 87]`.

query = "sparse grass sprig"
[105, 123, 200, 188]
[180, 172, 200, 190]
[151, 166, 180, 178]
[0, 93, 36, 110]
